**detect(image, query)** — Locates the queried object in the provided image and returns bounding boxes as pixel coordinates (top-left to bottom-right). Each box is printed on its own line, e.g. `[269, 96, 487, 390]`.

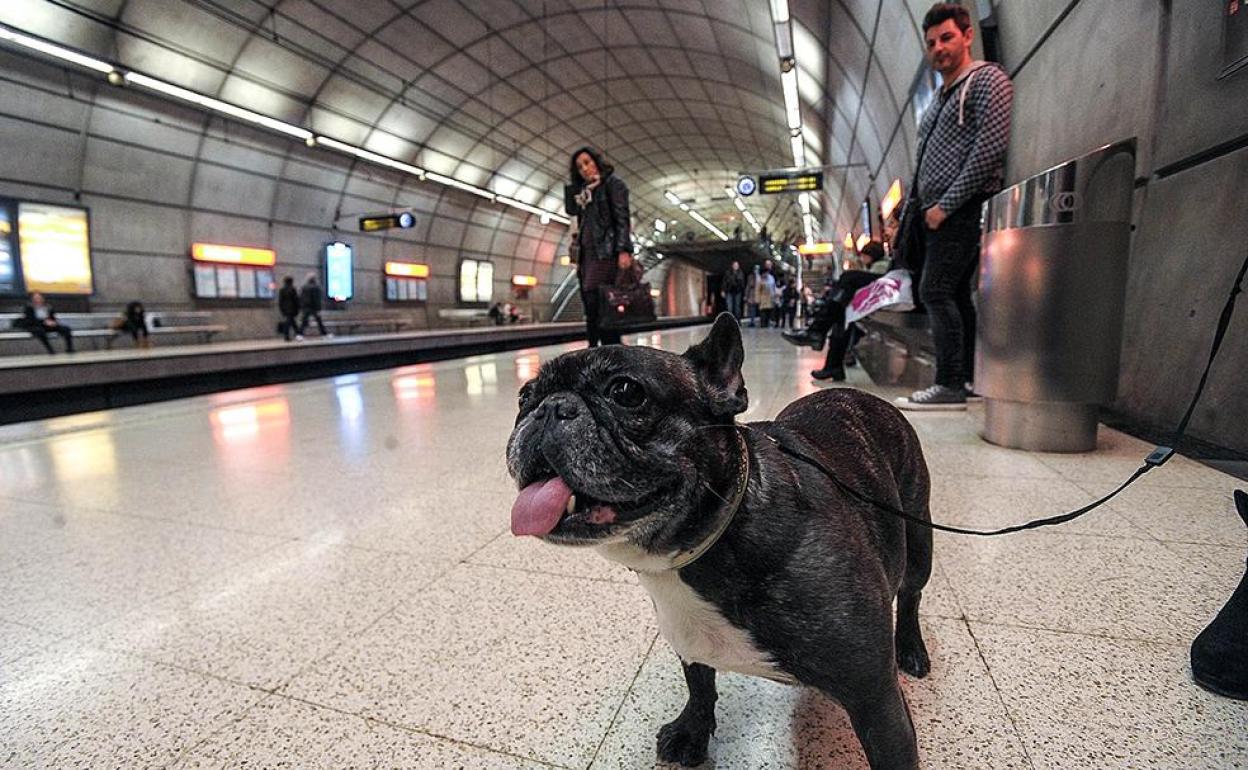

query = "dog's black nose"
[535, 394, 579, 421]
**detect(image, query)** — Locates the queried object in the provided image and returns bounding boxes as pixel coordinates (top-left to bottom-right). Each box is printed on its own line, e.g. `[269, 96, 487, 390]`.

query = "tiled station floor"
[1, 325, 1245, 768]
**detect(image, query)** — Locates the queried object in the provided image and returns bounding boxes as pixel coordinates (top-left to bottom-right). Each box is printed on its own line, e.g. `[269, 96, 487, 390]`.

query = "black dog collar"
[666, 427, 750, 571]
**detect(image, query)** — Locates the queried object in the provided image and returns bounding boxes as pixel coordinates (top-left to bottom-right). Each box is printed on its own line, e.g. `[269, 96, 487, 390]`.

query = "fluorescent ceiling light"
[733, 197, 747, 212]
[688, 210, 729, 241]
[0, 25, 115, 74]
[664, 190, 682, 205]
[654, 218, 667, 232]
[315, 136, 424, 178]
[124, 72, 312, 140]
[790, 134, 806, 166]
[424, 171, 496, 201]
[781, 69, 801, 130]
[769, 0, 790, 24]
[679, 203, 690, 211]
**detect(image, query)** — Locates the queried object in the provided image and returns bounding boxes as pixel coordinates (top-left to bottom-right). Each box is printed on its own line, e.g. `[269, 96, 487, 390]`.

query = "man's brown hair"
[922, 3, 972, 34]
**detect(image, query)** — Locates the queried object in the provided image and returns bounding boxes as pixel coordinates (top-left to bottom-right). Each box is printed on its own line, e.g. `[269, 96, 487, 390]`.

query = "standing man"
[721, 260, 745, 320]
[277, 276, 300, 342]
[298, 272, 329, 338]
[897, 3, 1013, 410]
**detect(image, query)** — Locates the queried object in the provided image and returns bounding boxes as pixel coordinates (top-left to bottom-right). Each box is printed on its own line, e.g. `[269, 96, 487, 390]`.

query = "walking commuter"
[277, 276, 300, 342]
[896, 2, 1013, 410]
[744, 265, 761, 327]
[564, 146, 632, 346]
[754, 260, 777, 328]
[298, 273, 329, 337]
[721, 260, 746, 320]
[18, 292, 74, 354]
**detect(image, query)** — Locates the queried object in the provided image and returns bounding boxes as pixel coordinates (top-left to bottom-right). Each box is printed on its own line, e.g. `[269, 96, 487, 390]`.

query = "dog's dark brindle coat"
[507, 315, 933, 769]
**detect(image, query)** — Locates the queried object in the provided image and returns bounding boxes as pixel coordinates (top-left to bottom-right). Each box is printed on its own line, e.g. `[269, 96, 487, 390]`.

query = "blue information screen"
[325, 241, 353, 301]
[0, 199, 19, 296]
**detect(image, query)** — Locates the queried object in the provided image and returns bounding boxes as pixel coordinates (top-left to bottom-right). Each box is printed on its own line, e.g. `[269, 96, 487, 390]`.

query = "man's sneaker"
[964, 384, 984, 402]
[896, 384, 968, 411]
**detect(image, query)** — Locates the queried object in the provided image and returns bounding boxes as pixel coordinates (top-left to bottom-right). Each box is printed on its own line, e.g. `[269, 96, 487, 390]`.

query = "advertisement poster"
[216, 265, 238, 298]
[0, 200, 18, 296]
[194, 264, 217, 297]
[324, 241, 353, 301]
[18, 202, 93, 294]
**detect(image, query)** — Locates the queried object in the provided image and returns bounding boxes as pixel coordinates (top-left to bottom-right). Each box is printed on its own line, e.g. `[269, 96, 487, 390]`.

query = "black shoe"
[844, 351, 858, 368]
[782, 330, 813, 348]
[1191, 490, 1248, 700]
[811, 367, 845, 381]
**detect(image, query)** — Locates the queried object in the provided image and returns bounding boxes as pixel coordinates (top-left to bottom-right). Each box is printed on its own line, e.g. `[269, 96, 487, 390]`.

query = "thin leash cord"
[741, 250, 1248, 537]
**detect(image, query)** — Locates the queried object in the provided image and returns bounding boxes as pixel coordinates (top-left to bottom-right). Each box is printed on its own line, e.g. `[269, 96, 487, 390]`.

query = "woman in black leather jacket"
[565, 146, 632, 346]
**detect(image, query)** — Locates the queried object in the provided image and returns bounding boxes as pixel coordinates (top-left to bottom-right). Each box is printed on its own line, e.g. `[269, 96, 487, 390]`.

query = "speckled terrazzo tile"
[466, 531, 640, 584]
[929, 474, 1147, 539]
[184, 694, 558, 769]
[591, 617, 1029, 770]
[1018, 714, 1248, 769]
[0, 619, 56, 666]
[936, 530, 1216, 645]
[0, 511, 287, 637]
[1157, 541, 1248, 644]
[1089, 481, 1248, 547]
[80, 539, 450, 690]
[285, 563, 657, 768]
[971, 622, 1248, 769]
[904, 411, 985, 445]
[0, 640, 264, 768]
[1032, 431, 1236, 489]
[922, 442, 1061, 480]
[920, 558, 964, 619]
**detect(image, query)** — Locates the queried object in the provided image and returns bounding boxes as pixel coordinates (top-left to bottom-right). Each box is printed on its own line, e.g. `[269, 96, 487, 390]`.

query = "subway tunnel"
[1, 1, 1247, 767]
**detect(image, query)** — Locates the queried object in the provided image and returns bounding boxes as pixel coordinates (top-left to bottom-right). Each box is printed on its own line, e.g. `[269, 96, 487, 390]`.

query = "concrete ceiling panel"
[374, 17, 457, 70]
[317, 74, 393, 125]
[627, 10, 680, 48]
[416, 0, 489, 48]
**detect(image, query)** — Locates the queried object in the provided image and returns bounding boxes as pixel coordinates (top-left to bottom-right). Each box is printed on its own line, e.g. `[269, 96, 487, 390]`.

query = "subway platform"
[1, 325, 1245, 768]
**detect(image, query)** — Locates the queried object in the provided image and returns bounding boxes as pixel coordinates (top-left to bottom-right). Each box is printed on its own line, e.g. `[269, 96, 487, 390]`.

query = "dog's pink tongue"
[511, 476, 574, 536]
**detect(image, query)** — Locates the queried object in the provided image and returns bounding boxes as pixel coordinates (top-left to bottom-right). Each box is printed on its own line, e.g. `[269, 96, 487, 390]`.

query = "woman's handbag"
[598, 262, 655, 330]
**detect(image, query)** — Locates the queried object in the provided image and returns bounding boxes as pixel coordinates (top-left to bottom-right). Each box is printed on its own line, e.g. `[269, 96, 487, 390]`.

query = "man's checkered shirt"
[915, 62, 1014, 216]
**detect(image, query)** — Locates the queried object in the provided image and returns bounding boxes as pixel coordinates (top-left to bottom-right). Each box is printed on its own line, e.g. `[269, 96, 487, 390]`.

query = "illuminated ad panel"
[0, 198, 18, 295]
[18, 202, 93, 294]
[324, 241, 354, 301]
[191, 243, 277, 266]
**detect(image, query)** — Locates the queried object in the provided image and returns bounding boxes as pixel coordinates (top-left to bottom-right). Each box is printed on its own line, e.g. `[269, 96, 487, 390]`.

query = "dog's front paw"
[657, 715, 714, 767]
[897, 642, 931, 678]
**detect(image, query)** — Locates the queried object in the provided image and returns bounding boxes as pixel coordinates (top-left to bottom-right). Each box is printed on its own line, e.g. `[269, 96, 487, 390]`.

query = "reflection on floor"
[1, 326, 1245, 768]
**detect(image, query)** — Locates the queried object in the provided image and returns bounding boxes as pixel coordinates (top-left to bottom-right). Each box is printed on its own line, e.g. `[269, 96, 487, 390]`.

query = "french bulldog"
[507, 314, 933, 769]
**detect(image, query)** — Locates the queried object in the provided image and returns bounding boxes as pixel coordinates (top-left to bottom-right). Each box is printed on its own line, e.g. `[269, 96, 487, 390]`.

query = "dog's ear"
[683, 313, 748, 417]
[1235, 490, 1248, 529]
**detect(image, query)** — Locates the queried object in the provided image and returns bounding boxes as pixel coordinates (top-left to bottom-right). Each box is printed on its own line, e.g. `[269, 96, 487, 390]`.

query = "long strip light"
[769, 4, 816, 243]
[664, 190, 729, 241]
[124, 72, 313, 140]
[315, 136, 424, 178]
[0, 24, 116, 74]
[1, 24, 568, 226]
[727, 186, 760, 233]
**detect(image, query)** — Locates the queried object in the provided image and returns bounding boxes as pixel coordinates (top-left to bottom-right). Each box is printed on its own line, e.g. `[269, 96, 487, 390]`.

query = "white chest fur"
[636, 570, 796, 684]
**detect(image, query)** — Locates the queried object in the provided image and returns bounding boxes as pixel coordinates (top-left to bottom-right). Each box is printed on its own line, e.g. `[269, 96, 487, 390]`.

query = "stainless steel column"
[977, 140, 1136, 452]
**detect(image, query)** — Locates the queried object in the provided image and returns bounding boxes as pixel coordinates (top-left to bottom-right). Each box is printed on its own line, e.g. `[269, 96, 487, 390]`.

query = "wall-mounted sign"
[459, 259, 493, 304]
[859, 198, 873, 238]
[880, 179, 904, 220]
[797, 242, 837, 256]
[191, 243, 277, 266]
[0, 199, 18, 296]
[511, 275, 537, 287]
[360, 211, 416, 232]
[324, 241, 353, 302]
[759, 170, 823, 195]
[735, 175, 757, 197]
[1223, 0, 1248, 79]
[18, 202, 93, 295]
[384, 261, 430, 278]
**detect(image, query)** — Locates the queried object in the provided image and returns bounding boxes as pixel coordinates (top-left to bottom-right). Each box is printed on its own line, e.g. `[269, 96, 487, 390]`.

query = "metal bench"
[0, 310, 227, 354]
[437, 308, 492, 326]
[855, 309, 934, 388]
[319, 316, 412, 335]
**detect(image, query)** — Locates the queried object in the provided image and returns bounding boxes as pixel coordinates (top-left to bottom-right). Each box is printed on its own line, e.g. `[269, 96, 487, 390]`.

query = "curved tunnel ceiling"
[6, 0, 933, 245]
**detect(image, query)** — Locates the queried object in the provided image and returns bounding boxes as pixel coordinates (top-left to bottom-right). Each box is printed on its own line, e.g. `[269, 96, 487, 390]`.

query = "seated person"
[783, 240, 889, 381]
[503, 302, 522, 324]
[488, 302, 506, 325]
[118, 301, 150, 348]
[17, 292, 74, 354]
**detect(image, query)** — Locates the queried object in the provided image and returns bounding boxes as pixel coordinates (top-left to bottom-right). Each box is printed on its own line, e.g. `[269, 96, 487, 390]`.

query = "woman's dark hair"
[861, 240, 886, 262]
[922, 3, 972, 33]
[568, 146, 614, 187]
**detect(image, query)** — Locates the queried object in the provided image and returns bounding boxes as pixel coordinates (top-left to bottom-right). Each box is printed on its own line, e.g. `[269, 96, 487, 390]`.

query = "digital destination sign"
[759, 170, 824, 195]
[324, 241, 354, 302]
[18, 202, 93, 295]
[360, 211, 416, 232]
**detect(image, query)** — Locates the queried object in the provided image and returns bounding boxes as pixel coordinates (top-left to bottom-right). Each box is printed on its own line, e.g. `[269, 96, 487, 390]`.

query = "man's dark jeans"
[920, 201, 983, 388]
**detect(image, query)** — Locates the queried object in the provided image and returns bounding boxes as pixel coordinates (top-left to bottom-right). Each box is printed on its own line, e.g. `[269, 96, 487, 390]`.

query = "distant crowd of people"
[719, 259, 801, 330]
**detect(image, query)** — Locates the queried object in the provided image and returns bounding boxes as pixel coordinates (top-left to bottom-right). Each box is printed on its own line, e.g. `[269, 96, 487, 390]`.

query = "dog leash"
[748, 249, 1248, 537]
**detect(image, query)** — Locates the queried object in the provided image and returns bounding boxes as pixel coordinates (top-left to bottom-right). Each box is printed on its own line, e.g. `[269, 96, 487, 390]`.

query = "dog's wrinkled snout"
[534, 393, 580, 422]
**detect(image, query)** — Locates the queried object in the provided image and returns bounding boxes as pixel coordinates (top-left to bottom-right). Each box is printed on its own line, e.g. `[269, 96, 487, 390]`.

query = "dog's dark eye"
[607, 378, 647, 408]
